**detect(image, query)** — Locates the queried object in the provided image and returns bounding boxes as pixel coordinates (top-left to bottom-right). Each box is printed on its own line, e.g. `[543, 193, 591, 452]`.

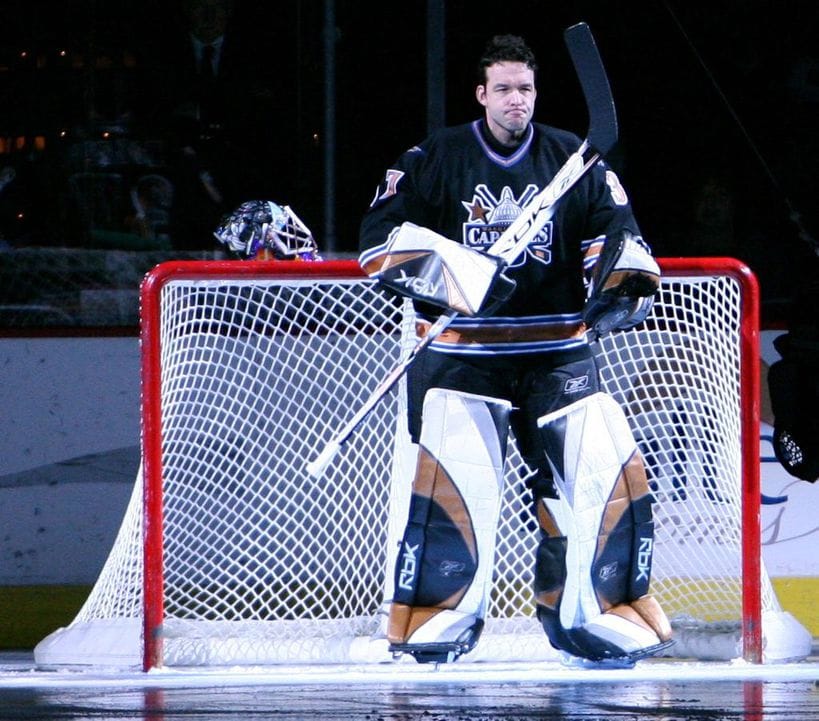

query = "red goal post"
[34, 256, 812, 670]
[138, 256, 760, 669]
[657, 257, 763, 660]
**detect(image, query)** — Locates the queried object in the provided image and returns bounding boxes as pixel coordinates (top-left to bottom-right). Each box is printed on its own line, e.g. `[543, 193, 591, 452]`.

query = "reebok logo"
[398, 541, 420, 591]
[439, 560, 466, 577]
[564, 375, 589, 394]
[636, 537, 653, 583]
[598, 561, 618, 582]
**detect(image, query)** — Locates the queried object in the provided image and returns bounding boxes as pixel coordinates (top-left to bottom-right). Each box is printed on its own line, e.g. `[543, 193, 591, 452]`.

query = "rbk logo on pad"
[398, 541, 420, 592]
[636, 537, 653, 583]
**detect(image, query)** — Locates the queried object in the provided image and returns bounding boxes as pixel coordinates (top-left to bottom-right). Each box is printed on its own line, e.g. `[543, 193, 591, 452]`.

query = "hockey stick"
[306, 22, 616, 478]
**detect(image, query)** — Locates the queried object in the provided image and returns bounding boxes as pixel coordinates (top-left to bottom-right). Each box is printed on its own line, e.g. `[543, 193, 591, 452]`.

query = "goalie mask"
[214, 200, 321, 260]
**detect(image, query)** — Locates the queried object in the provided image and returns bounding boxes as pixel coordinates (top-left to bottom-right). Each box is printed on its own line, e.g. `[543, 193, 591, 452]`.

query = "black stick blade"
[564, 22, 618, 155]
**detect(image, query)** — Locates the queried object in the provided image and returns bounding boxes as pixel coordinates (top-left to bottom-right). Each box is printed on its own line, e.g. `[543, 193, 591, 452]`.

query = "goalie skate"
[389, 617, 484, 664]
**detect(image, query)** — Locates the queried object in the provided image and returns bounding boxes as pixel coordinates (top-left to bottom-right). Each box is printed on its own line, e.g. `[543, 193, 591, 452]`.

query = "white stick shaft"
[488, 143, 597, 265]
[305, 310, 457, 477]
[307, 144, 601, 477]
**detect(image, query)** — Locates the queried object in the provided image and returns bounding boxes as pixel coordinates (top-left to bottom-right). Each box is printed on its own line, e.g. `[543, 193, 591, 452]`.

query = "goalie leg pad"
[533, 392, 672, 662]
[388, 388, 511, 663]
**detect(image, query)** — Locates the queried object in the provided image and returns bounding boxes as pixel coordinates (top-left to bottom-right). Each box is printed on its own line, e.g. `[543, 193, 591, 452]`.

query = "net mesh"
[52, 261, 790, 666]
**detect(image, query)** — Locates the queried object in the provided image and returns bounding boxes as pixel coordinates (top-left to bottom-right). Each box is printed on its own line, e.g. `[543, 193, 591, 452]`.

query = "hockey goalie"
[357, 33, 672, 667]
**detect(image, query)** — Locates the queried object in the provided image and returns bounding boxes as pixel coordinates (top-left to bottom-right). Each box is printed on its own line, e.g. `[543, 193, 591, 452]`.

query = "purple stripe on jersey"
[470, 121, 534, 168]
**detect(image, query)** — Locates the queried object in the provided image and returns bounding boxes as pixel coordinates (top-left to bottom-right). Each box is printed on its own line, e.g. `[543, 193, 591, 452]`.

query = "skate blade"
[560, 639, 675, 669]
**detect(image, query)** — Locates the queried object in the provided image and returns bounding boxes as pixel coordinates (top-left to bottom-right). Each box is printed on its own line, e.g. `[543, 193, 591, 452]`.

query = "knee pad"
[387, 388, 510, 663]
[534, 392, 672, 662]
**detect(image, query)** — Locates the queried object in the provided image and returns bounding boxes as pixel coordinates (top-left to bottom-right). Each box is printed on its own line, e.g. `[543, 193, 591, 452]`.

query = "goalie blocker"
[359, 222, 516, 316]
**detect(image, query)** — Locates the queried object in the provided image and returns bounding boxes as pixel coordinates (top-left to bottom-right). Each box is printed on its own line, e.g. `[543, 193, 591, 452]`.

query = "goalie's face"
[476, 61, 536, 146]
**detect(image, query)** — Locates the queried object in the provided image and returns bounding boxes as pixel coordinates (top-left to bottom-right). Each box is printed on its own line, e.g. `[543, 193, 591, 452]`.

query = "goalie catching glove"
[359, 222, 516, 316]
[583, 230, 660, 339]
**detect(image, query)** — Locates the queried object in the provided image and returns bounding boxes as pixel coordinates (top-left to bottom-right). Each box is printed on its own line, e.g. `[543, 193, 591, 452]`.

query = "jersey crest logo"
[461, 184, 553, 266]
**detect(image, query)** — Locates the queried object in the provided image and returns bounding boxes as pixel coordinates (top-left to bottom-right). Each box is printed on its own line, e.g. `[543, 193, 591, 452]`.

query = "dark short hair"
[476, 35, 538, 85]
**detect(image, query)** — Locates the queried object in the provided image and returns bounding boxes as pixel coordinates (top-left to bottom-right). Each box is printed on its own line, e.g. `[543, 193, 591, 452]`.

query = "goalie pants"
[406, 346, 600, 469]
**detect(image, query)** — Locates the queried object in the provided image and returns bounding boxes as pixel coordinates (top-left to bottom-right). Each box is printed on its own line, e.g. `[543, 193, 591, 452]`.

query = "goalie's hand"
[583, 230, 660, 340]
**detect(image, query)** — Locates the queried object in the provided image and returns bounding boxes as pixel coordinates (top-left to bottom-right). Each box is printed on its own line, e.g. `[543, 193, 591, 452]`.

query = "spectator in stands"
[145, 0, 273, 250]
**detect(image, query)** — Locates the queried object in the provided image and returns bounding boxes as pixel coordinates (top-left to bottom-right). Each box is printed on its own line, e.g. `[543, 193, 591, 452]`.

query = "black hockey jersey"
[359, 119, 644, 356]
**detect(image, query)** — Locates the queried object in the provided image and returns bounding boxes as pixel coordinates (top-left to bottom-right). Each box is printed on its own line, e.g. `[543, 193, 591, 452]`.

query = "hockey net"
[35, 257, 811, 669]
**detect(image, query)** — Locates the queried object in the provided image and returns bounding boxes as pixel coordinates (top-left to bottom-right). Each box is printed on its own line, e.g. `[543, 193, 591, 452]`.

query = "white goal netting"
[34, 258, 811, 668]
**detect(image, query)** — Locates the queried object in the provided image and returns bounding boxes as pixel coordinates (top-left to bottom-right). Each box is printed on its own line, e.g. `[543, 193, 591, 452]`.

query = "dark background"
[0, 0, 817, 320]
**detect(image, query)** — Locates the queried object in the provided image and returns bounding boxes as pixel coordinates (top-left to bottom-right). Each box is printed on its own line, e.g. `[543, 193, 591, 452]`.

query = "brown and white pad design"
[387, 388, 510, 661]
[535, 392, 672, 661]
